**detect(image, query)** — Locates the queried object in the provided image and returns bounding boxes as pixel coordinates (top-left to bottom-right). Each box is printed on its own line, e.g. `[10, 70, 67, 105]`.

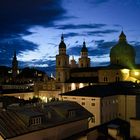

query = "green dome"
[110, 41, 135, 57]
[110, 31, 135, 67]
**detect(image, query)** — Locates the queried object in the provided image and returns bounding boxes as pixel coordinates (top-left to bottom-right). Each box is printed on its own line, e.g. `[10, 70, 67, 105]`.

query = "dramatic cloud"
[87, 0, 110, 5]
[64, 33, 81, 38]
[0, 0, 65, 37]
[0, 0, 140, 74]
[55, 23, 106, 30]
[87, 29, 119, 36]
[0, 38, 38, 66]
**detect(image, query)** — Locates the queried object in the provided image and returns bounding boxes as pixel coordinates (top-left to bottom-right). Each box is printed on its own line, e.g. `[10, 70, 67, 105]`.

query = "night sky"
[0, 0, 140, 75]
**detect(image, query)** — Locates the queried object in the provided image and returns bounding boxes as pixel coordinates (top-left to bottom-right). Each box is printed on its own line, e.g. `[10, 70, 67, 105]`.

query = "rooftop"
[60, 82, 140, 97]
[0, 101, 92, 139]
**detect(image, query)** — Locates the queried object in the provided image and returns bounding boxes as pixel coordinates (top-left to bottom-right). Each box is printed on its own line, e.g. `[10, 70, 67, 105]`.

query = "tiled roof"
[60, 82, 140, 97]
[0, 101, 92, 139]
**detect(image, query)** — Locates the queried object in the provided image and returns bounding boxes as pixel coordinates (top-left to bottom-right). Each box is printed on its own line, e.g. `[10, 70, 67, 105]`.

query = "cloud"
[131, 41, 140, 64]
[86, 0, 110, 5]
[86, 29, 119, 36]
[64, 33, 81, 38]
[0, 37, 38, 66]
[0, 0, 66, 37]
[67, 45, 81, 56]
[55, 23, 106, 30]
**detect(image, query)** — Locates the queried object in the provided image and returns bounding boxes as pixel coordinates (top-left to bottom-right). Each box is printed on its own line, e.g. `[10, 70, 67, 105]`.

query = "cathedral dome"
[59, 34, 66, 49]
[110, 31, 135, 67]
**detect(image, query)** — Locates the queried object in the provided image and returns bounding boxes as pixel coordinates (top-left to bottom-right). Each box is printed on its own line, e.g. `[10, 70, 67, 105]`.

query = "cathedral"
[55, 31, 140, 93]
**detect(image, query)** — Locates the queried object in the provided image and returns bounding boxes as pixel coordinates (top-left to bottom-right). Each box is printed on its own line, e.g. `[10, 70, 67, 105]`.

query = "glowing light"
[121, 69, 129, 74]
[79, 83, 84, 88]
[71, 83, 76, 90]
[134, 71, 139, 76]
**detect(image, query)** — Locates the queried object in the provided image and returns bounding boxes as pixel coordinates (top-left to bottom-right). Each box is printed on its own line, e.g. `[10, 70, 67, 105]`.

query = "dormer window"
[68, 110, 76, 118]
[30, 117, 42, 125]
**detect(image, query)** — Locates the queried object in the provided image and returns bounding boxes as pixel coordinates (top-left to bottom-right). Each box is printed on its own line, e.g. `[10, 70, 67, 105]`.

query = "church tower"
[78, 41, 90, 68]
[12, 51, 18, 78]
[56, 34, 69, 84]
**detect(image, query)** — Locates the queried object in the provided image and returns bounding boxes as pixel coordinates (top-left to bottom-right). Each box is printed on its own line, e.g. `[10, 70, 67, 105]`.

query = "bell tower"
[78, 41, 90, 67]
[56, 34, 70, 83]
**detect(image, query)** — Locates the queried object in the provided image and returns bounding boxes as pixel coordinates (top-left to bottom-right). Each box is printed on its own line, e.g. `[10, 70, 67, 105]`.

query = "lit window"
[134, 71, 139, 76]
[71, 83, 76, 90]
[79, 83, 84, 88]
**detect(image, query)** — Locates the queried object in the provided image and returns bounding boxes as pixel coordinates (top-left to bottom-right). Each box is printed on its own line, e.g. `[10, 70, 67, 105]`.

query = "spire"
[119, 31, 126, 42]
[14, 51, 16, 59]
[61, 33, 64, 42]
[83, 40, 86, 47]
[81, 40, 88, 52]
[59, 33, 66, 49]
[72, 56, 74, 60]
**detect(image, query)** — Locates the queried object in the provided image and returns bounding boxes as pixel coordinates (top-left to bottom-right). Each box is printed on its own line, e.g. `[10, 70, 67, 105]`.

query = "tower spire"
[119, 30, 126, 42]
[61, 33, 64, 42]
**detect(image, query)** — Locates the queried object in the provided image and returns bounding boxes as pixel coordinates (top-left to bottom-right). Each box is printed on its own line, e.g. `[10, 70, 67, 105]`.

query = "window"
[91, 103, 95, 106]
[104, 77, 108, 82]
[68, 110, 76, 118]
[31, 117, 41, 125]
[82, 102, 85, 106]
[58, 77, 60, 81]
[116, 77, 120, 82]
[91, 116, 95, 123]
[58, 61, 60, 66]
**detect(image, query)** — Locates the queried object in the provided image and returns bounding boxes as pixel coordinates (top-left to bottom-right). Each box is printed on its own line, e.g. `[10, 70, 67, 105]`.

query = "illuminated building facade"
[56, 31, 140, 93]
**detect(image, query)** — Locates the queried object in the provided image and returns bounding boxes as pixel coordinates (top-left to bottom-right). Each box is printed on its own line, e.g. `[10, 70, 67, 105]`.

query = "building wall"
[98, 69, 130, 83]
[39, 90, 61, 102]
[101, 96, 118, 123]
[2, 90, 61, 102]
[62, 96, 101, 128]
[130, 69, 140, 81]
[0, 135, 3, 140]
[62, 94, 137, 128]
[130, 118, 140, 139]
[118, 95, 136, 121]
[3, 92, 34, 100]
[9, 119, 88, 140]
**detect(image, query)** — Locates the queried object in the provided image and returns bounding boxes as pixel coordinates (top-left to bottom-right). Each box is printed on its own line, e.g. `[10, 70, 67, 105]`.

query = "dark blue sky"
[0, 0, 140, 74]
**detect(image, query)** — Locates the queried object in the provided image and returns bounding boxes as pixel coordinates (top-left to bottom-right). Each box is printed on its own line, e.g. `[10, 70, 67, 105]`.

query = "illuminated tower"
[110, 31, 135, 68]
[12, 51, 18, 78]
[56, 34, 70, 83]
[78, 41, 90, 67]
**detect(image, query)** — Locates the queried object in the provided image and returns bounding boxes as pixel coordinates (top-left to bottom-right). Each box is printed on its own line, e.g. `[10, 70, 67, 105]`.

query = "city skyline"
[0, 0, 140, 74]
